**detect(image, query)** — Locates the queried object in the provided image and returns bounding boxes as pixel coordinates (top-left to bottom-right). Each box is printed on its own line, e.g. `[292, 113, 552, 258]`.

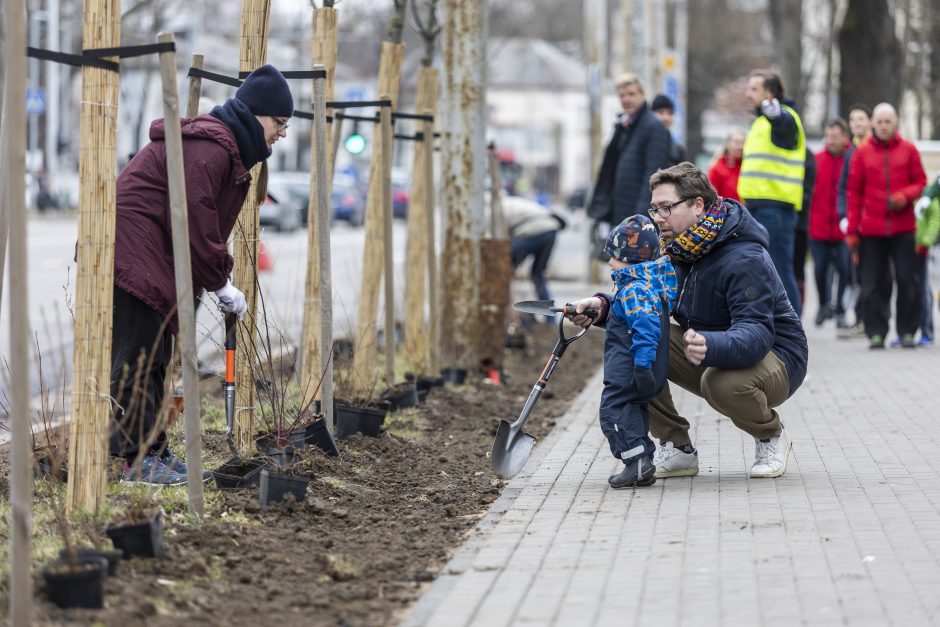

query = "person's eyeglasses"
[272, 117, 290, 132]
[648, 197, 694, 219]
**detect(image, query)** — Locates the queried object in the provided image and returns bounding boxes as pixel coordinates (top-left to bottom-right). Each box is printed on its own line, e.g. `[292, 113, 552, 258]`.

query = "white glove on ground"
[839, 218, 848, 235]
[215, 279, 248, 319]
[760, 98, 782, 119]
[914, 196, 930, 220]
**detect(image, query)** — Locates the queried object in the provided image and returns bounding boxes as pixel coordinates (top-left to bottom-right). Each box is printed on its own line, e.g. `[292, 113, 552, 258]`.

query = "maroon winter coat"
[846, 132, 926, 238]
[114, 116, 251, 331]
[809, 144, 849, 242]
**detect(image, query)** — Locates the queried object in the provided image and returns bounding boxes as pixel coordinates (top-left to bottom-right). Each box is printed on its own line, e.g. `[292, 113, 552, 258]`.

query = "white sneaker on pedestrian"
[750, 426, 792, 478]
[653, 441, 699, 478]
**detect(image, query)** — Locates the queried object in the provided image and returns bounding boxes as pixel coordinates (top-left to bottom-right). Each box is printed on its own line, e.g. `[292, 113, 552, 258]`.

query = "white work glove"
[839, 217, 848, 235]
[215, 279, 248, 319]
[914, 196, 930, 220]
[760, 98, 782, 120]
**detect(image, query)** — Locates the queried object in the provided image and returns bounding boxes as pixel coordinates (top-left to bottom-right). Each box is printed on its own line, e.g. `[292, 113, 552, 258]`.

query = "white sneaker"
[653, 442, 699, 478]
[750, 426, 792, 478]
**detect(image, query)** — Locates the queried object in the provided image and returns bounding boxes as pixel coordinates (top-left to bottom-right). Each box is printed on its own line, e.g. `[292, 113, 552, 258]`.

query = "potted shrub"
[106, 507, 165, 559]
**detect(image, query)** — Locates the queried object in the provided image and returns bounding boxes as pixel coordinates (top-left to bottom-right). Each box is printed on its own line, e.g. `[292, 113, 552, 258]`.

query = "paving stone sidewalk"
[402, 317, 940, 627]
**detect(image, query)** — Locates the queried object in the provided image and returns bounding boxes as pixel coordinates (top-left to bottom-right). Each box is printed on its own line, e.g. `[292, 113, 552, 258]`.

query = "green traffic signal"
[345, 133, 366, 154]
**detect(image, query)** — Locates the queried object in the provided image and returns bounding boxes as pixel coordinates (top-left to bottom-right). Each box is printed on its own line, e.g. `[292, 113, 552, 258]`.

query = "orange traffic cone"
[258, 240, 273, 272]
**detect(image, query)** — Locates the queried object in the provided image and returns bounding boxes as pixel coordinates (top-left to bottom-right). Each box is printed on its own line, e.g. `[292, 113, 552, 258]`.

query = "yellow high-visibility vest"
[738, 104, 806, 211]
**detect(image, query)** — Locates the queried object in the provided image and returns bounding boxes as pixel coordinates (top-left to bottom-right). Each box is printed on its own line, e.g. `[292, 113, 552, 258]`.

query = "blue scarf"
[209, 98, 270, 170]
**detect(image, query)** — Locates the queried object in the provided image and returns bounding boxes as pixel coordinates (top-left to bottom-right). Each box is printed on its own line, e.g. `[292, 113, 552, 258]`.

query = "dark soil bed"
[7, 324, 603, 626]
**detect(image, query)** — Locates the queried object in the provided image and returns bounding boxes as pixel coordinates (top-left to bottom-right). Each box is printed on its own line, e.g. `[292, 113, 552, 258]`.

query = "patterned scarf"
[661, 198, 727, 264]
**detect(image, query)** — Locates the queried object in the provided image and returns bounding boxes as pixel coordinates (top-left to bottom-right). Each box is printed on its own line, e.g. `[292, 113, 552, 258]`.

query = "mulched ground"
[4, 322, 604, 626]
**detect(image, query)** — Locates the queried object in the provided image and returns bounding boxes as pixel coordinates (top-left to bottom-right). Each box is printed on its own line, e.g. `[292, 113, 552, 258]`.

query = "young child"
[914, 184, 939, 346]
[600, 214, 678, 488]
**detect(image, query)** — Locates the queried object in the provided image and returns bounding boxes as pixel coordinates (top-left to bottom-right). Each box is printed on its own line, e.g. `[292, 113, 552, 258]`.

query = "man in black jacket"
[569, 163, 808, 480]
[588, 74, 672, 228]
[651, 94, 688, 167]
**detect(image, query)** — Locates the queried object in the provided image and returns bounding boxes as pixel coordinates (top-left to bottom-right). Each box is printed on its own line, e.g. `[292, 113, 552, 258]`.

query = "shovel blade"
[490, 419, 537, 479]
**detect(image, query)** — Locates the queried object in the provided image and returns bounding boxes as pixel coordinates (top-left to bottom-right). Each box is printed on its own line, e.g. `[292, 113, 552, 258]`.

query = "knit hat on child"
[604, 214, 659, 263]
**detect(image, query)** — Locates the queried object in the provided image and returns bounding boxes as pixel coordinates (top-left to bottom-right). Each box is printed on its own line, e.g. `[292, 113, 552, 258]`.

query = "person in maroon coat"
[110, 65, 294, 484]
[845, 103, 927, 349]
[809, 118, 852, 329]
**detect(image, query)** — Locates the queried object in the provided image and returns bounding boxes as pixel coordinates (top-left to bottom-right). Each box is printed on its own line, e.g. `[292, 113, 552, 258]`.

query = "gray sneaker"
[653, 442, 699, 478]
[121, 453, 187, 486]
[750, 426, 792, 478]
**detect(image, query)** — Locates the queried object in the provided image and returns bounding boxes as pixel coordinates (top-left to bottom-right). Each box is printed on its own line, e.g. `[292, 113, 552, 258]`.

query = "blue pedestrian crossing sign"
[26, 88, 46, 116]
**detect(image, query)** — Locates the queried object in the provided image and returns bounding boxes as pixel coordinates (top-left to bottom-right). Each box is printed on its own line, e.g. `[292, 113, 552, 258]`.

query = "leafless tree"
[769, 0, 807, 108]
[411, 0, 442, 67]
[838, 0, 903, 115]
[387, 0, 410, 44]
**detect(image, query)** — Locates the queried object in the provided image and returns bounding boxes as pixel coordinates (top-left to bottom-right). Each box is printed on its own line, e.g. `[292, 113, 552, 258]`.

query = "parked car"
[267, 170, 367, 227]
[260, 180, 304, 232]
[332, 180, 366, 226]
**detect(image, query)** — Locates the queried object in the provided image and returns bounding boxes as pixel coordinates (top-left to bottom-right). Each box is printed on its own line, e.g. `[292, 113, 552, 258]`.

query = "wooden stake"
[352, 42, 404, 394]
[311, 66, 338, 451]
[423, 111, 440, 374]
[232, 0, 271, 450]
[331, 114, 344, 174]
[403, 68, 439, 375]
[157, 32, 204, 518]
[186, 53, 204, 119]
[300, 6, 338, 420]
[67, 0, 121, 515]
[380, 98, 395, 386]
[4, 0, 33, 620]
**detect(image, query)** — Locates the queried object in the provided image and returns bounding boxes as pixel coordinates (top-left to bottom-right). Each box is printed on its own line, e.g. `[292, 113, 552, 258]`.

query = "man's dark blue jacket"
[598, 199, 808, 397]
[588, 102, 671, 225]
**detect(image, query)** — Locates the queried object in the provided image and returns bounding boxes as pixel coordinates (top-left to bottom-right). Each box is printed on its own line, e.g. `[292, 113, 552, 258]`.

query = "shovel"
[224, 313, 237, 434]
[513, 300, 599, 319]
[491, 304, 596, 479]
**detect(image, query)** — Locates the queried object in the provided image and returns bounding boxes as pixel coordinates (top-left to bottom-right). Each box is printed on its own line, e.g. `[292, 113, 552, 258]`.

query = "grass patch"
[320, 476, 350, 490]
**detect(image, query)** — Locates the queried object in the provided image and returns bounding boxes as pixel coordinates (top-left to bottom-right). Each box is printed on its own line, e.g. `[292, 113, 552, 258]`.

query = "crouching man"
[568, 162, 808, 479]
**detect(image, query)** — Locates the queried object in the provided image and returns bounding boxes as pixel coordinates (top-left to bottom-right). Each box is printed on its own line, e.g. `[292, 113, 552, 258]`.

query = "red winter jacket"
[707, 155, 741, 201]
[114, 116, 252, 332]
[846, 132, 926, 238]
[809, 145, 849, 242]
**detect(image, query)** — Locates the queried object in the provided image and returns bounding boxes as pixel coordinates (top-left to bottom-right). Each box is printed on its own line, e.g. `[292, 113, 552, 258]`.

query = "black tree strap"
[26, 47, 119, 72]
[187, 67, 242, 88]
[392, 112, 434, 122]
[83, 42, 176, 58]
[334, 112, 380, 124]
[27, 42, 177, 73]
[327, 99, 393, 109]
[237, 69, 327, 80]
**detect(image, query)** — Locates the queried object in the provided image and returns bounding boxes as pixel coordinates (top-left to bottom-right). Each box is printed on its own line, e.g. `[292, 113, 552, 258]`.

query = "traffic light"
[344, 121, 365, 155]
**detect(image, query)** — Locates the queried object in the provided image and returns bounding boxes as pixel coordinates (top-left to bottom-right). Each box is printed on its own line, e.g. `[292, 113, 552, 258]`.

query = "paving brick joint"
[403, 281, 940, 627]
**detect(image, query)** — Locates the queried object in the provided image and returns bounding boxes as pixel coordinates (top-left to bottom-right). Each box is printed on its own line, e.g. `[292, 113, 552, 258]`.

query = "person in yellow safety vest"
[738, 69, 807, 316]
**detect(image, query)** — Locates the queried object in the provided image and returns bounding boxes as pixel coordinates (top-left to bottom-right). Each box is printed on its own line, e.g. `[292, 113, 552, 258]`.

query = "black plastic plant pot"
[381, 383, 419, 412]
[305, 417, 340, 456]
[259, 468, 310, 506]
[35, 454, 68, 482]
[333, 404, 361, 440]
[41, 555, 108, 609]
[106, 509, 164, 559]
[357, 406, 387, 437]
[59, 547, 124, 577]
[212, 457, 265, 490]
[264, 448, 299, 471]
[256, 429, 306, 453]
[440, 367, 468, 385]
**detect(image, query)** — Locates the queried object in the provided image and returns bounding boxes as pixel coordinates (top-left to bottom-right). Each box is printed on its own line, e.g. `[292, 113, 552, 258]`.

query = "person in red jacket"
[809, 118, 852, 329]
[845, 103, 926, 349]
[109, 65, 294, 484]
[707, 129, 745, 201]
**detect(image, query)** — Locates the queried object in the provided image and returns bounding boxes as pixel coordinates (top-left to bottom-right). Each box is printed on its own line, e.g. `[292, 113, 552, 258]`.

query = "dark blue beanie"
[605, 214, 659, 263]
[235, 65, 294, 118]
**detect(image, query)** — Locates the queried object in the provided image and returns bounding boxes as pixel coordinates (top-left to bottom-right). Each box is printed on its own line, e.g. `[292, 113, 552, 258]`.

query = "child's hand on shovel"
[566, 297, 603, 328]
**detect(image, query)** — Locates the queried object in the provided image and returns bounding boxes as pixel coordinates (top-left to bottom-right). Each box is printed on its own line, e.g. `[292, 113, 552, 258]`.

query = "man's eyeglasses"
[648, 197, 694, 219]
[272, 117, 290, 132]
